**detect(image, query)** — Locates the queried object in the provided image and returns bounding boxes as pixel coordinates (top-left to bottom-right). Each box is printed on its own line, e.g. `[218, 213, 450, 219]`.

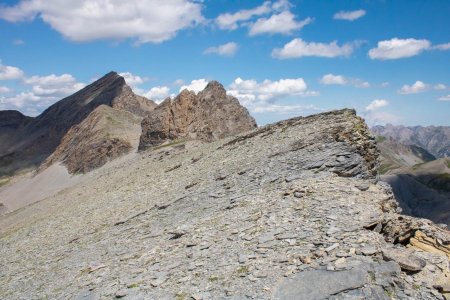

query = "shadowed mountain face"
[0, 72, 156, 176]
[382, 158, 450, 228]
[372, 124, 450, 158]
[375, 132, 450, 227]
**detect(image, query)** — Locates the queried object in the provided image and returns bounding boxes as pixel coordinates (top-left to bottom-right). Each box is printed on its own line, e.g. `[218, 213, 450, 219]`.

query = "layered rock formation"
[42, 105, 143, 173]
[0, 72, 156, 176]
[1, 109, 448, 299]
[373, 124, 450, 158]
[139, 81, 256, 150]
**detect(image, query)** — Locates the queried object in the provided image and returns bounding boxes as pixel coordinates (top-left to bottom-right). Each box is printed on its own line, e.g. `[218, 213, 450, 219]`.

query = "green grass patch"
[446, 159, 450, 169]
[379, 163, 397, 174]
[152, 140, 186, 150]
[235, 265, 249, 275]
[375, 136, 387, 143]
[0, 177, 10, 187]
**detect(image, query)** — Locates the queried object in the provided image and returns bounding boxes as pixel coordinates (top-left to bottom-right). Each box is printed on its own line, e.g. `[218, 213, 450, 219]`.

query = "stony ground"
[0, 109, 449, 299]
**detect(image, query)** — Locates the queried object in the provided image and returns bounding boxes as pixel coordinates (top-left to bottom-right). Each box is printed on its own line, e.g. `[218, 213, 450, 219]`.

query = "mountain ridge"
[1, 108, 449, 299]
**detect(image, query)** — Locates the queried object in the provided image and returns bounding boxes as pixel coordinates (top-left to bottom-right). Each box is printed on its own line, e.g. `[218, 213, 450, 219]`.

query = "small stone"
[359, 246, 377, 256]
[355, 183, 370, 191]
[115, 290, 128, 298]
[325, 243, 339, 253]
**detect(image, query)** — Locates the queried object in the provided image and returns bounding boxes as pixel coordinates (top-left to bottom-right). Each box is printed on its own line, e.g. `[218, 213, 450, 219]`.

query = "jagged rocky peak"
[139, 80, 257, 150]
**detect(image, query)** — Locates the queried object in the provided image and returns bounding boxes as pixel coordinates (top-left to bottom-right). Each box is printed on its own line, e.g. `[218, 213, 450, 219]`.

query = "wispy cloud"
[272, 38, 355, 59]
[320, 73, 369, 88]
[333, 9, 366, 21]
[203, 42, 238, 56]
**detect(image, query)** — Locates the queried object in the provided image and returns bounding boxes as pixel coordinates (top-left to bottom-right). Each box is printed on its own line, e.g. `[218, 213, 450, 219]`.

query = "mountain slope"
[139, 81, 257, 150]
[0, 72, 156, 176]
[42, 105, 143, 173]
[376, 136, 436, 174]
[1, 109, 448, 299]
[372, 124, 450, 158]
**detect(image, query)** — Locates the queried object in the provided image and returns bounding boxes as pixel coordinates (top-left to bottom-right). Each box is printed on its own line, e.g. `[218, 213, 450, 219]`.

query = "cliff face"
[1, 109, 448, 299]
[0, 72, 156, 175]
[139, 81, 257, 150]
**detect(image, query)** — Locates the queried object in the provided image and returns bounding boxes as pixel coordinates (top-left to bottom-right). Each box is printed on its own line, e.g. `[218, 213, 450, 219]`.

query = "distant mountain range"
[372, 124, 450, 158]
[0, 72, 256, 177]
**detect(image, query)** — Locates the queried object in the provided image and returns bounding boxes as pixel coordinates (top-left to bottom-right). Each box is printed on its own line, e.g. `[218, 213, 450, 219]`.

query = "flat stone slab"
[273, 269, 368, 300]
[381, 248, 426, 272]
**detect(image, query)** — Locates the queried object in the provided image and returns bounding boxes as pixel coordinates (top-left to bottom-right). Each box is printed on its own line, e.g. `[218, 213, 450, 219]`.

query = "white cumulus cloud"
[24, 74, 85, 97]
[144, 86, 171, 101]
[180, 79, 208, 93]
[333, 10, 366, 21]
[368, 38, 431, 60]
[203, 42, 239, 56]
[229, 77, 317, 103]
[0, 86, 12, 93]
[366, 99, 388, 111]
[272, 38, 354, 59]
[0, 0, 204, 44]
[320, 74, 347, 85]
[119, 72, 146, 88]
[399, 80, 429, 94]
[249, 11, 312, 36]
[0, 62, 24, 80]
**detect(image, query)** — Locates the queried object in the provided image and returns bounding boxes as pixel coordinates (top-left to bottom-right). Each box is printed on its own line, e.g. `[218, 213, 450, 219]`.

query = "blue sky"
[0, 0, 449, 126]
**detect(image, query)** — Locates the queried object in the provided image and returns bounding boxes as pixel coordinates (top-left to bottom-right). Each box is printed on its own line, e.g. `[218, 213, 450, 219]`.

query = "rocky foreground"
[0, 109, 449, 299]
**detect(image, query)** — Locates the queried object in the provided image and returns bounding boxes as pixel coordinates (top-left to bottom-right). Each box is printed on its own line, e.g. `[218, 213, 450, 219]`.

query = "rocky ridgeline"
[139, 81, 257, 150]
[0, 109, 448, 299]
[0, 72, 156, 175]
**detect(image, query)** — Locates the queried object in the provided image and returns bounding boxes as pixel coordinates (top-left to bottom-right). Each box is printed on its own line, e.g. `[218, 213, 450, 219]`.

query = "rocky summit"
[139, 81, 257, 150]
[0, 72, 156, 176]
[1, 109, 449, 299]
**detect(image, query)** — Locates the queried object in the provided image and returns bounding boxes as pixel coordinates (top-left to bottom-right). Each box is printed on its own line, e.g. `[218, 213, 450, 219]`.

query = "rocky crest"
[1, 109, 448, 299]
[42, 105, 143, 173]
[0, 72, 156, 176]
[139, 81, 257, 150]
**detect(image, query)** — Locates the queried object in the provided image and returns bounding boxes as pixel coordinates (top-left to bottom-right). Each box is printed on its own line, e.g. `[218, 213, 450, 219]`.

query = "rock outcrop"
[1, 109, 448, 299]
[139, 81, 256, 150]
[0, 72, 156, 176]
[42, 105, 143, 173]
